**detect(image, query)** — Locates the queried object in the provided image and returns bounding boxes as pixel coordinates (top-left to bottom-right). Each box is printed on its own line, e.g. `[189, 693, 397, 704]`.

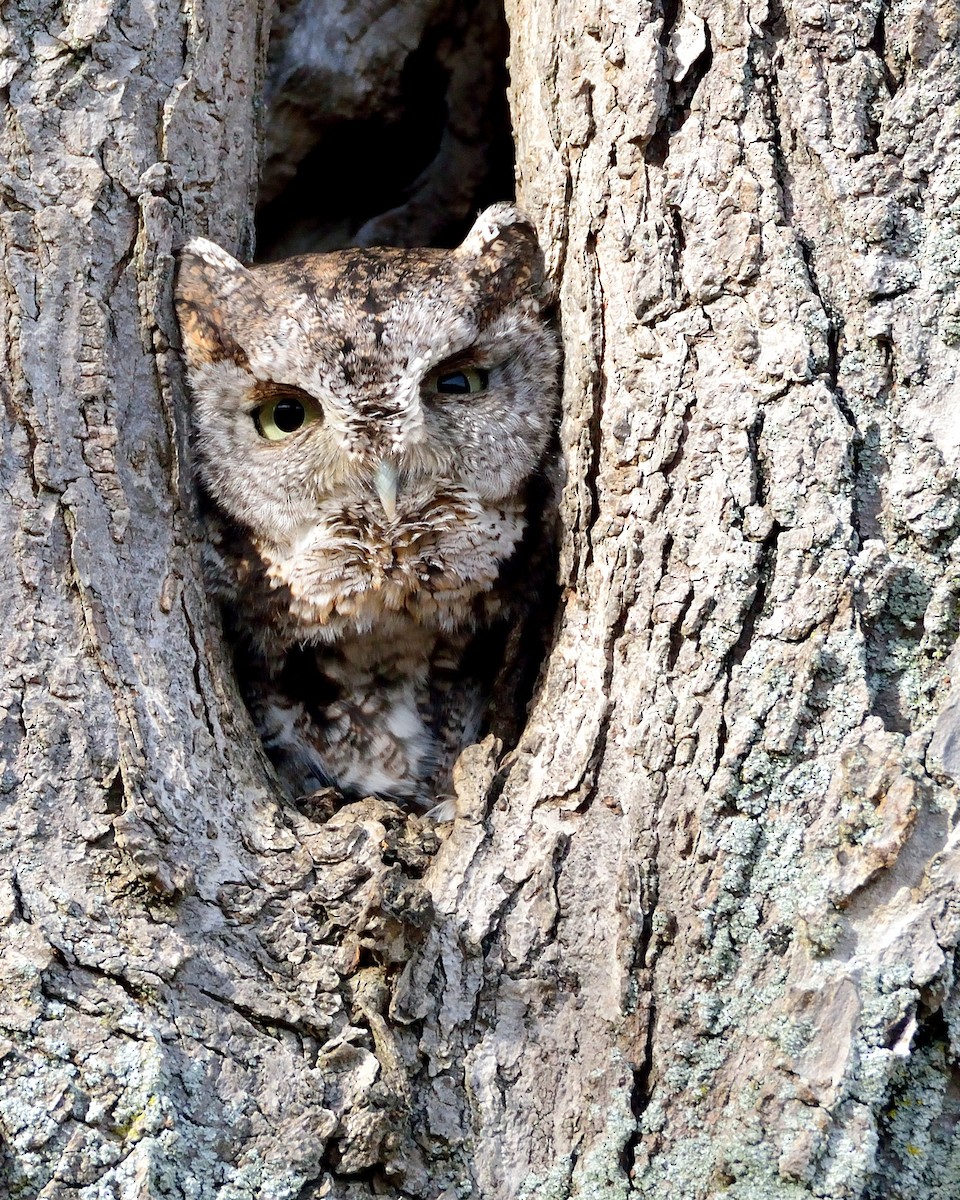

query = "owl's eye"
[428, 367, 489, 395]
[253, 392, 322, 441]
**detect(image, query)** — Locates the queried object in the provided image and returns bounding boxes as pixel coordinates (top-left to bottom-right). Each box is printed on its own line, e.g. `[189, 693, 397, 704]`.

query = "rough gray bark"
[2, 0, 960, 1198]
[485, 0, 960, 1195]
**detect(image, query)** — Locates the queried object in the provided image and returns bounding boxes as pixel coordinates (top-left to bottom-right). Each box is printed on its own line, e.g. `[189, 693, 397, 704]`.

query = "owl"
[175, 205, 559, 811]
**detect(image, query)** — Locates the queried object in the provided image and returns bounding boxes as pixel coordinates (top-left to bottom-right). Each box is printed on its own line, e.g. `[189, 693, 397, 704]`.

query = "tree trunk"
[3, 0, 960, 1197]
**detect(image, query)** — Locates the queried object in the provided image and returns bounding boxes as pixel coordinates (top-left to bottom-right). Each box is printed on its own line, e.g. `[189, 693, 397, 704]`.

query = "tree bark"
[484, 0, 960, 1195]
[3, 0, 960, 1198]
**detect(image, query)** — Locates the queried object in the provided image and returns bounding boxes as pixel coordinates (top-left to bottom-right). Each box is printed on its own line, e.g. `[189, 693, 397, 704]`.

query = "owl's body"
[176, 206, 558, 808]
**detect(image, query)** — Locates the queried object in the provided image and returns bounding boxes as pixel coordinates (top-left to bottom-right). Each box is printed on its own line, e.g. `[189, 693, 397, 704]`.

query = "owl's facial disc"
[175, 206, 559, 542]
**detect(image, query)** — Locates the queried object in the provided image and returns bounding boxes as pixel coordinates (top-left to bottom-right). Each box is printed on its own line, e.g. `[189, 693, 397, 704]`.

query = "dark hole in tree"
[255, 0, 517, 258]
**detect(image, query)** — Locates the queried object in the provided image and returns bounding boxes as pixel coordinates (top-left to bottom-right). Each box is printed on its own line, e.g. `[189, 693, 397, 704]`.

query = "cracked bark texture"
[479, 0, 960, 1195]
[3, 0, 960, 1199]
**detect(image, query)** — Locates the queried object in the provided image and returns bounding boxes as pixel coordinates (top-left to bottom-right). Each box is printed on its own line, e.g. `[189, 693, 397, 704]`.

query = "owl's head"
[175, 205, 559, 544]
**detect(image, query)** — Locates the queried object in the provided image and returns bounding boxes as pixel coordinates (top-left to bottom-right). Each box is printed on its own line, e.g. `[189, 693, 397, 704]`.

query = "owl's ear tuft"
[175, 239, 259, 369]
[457, 204, 545, 305]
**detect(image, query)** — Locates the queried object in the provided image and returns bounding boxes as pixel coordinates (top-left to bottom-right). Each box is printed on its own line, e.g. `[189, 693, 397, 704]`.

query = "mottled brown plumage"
[175, 205, 559, 809]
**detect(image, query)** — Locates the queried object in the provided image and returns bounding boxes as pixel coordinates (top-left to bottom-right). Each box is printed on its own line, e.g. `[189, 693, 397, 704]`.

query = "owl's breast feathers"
[208, 480, 525, 649]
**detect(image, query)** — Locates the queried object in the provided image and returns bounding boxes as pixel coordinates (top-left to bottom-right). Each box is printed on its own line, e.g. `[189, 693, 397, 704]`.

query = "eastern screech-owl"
[175, 205, 559, 810]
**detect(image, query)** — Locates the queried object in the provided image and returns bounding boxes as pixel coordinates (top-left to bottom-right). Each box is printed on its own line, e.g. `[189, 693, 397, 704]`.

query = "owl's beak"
[374, 459, 399, 521]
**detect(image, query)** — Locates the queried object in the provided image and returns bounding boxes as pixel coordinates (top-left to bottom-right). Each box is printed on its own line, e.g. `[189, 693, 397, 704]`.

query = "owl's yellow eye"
[428, 367, 489, 395]
[253, 392, 323, 441]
